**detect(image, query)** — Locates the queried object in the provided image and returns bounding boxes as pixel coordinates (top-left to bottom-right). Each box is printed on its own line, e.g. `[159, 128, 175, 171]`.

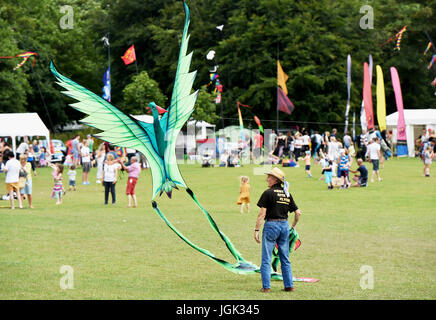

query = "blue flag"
[102, 67, 111, 102]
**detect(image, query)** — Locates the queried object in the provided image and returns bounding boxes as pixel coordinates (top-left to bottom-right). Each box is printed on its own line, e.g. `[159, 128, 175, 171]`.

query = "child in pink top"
[120, 156, 141, 208]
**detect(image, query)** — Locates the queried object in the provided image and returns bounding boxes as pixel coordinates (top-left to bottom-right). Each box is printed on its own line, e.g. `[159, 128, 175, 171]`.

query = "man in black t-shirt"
[254, 167, 301, 293]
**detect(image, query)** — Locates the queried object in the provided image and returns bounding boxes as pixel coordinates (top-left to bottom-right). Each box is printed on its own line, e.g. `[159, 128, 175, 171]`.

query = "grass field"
[0, 157, 435, 300]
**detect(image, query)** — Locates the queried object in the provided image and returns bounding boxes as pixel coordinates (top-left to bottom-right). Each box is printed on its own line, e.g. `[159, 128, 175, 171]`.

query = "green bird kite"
[51, 1, 310, 282]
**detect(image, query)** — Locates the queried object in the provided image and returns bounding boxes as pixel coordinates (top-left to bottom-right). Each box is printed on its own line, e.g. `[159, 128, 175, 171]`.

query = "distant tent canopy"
[0, 113, 51, 154]
[386, 109, 436, 157]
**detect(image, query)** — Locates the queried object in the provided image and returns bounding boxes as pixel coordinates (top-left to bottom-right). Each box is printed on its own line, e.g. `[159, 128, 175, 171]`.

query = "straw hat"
[265, 167, 285, 183]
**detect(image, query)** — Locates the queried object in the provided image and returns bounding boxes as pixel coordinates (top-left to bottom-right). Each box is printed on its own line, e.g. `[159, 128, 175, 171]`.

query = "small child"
[39, 147, 48, 167]
[236, 176, 250, 213]
[304, 150, 312, 177]
[323, 157, 334, 189]
[423, 145, 434, 177]
[49, 163, 64, 205]
[67, 165, 77, 191]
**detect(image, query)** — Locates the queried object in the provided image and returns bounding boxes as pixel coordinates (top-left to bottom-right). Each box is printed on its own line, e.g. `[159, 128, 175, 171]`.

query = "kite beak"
[155, 105, 168, 115]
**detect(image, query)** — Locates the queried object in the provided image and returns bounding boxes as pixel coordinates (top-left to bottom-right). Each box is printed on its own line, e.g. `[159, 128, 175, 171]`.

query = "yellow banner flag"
[376, 65, 386, 132]
[277, 60, 289, 95]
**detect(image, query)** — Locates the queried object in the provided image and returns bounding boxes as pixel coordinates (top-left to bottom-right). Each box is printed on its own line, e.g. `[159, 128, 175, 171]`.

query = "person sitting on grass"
[349, 158, 368, 187]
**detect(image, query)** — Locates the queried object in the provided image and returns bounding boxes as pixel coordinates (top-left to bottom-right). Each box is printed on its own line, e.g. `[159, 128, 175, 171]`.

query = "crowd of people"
[1, 126, 435, 209]
[0, 135, 144, 210]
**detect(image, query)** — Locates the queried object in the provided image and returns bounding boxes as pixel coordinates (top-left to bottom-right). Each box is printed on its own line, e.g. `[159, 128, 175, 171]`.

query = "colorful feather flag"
[431, 77, 436, 86]
[428, 55, 436, 70]
[423, 42, 432, 55]
[0, 51, 38, 70]
[344, 55, 352, 133]
[390, 67, 408, 156]
[237, 101, 264, 133]
[395, 26, 407, 51]
[363, 62, 374, 130]
[121, 45, 136, 65]
[237, 102, 245, 142]
[380, 26, 407, 51]
[376, 65, 386, 132]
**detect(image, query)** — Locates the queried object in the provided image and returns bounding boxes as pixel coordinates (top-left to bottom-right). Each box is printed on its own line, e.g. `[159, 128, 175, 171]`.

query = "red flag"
[277, 87, 295, 115]
[121, 45, 136, 65]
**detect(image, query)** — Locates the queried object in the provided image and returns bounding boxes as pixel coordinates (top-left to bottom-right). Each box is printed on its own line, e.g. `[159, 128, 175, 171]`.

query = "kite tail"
[186, 188, 246, 262]
[151, 200, 258, 275]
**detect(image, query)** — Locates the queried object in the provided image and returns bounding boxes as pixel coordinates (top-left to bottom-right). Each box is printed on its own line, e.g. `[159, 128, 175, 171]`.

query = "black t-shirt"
[257, 183, 299, 220]
[357, 165, 368, 183]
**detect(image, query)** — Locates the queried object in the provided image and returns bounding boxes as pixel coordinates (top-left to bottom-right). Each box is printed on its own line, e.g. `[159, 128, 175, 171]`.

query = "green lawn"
[0, 157, 435, 300]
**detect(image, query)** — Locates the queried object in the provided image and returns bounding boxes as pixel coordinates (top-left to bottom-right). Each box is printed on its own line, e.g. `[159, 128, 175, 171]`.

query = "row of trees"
[0, 0, 435, 132]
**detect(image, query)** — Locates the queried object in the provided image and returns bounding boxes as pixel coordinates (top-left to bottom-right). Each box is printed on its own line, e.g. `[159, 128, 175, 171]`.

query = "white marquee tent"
[0, 113, 51, 154]
[386, 109, 436, 157]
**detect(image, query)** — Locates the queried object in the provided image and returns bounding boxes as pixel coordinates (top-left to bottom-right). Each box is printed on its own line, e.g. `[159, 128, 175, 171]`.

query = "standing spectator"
[102, 153, 120, 205]
[119, 156, 141, 208]
[366, 138, 382, 182]
[338, 149, 351, 188]
[19, 154, 33, 208]
[327, 136, 341, 163]
[358, 129, 368, 159]
[311, 130, 322, 158]
[16, 137, 29, 160]
[267, 130, 277, 153]
[293, 132, 303, 160]
[38, 146, 49, 167]
[254, 167, 301, 293]
[87, 134, 94, 161]
[273, 132, 287, 158]
[343, 131, 352, 150]
[1, 143, 13, 166]
[27, 145, 37, 176]
[301, 131, 311, 154]
[423, 145, 434, 177]
[330, 128, 338, 140]
[71, 135, 80, 168]
[3, 153, 24, 209]
[95, 144, 106, 183]
[253, 132, 264, 162]
[71, 135, 81, 167]
[80, 140, 91, 185]
[286, 131, 294, 159]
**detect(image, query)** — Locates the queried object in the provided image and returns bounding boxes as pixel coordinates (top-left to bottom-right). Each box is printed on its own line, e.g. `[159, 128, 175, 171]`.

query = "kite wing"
[50, 62, 166, 198]
[160, 2, 199, 189]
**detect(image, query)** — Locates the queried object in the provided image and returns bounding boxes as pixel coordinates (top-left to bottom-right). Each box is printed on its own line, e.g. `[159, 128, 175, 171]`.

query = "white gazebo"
[0, 113, 51, 154]
[386, 109, 436, 157]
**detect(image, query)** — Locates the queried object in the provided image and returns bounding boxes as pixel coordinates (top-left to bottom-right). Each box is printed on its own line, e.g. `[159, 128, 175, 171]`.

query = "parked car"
[42, 139, 66, 163]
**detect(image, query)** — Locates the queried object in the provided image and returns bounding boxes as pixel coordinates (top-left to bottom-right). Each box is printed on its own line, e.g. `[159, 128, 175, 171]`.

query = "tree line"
[0, 0, 435, 133]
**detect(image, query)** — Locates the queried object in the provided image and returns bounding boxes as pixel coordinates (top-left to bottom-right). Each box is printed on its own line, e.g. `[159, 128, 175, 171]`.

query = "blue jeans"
[261, 221, 293, 289]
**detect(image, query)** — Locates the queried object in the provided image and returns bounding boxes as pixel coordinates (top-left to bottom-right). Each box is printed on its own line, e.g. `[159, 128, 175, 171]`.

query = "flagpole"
[276, 43, 279, 133]
[134, 56, 144, 114]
